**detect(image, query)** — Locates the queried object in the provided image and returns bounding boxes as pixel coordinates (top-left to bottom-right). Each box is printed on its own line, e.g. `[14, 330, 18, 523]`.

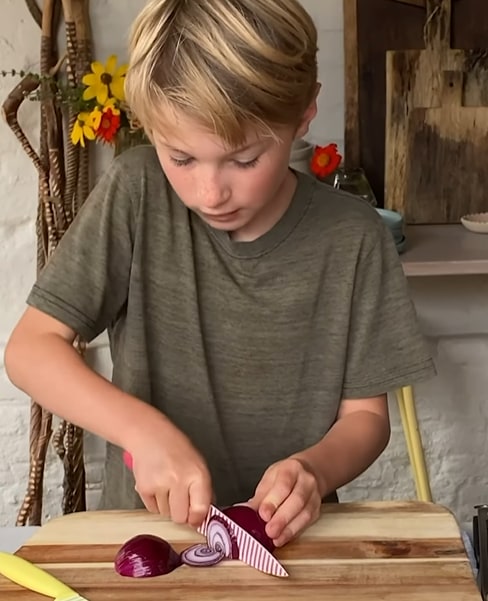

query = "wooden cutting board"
[384, 0, 488, 223]
[0, 501, 480, 600]
[406, 70, 488, 222]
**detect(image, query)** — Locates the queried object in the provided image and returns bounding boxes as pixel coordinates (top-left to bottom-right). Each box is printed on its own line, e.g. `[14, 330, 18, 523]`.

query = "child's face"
[151, 111, 311, 241]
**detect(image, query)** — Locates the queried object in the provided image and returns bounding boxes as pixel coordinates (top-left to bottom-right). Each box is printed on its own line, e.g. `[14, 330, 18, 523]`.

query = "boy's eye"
[234, 157, 260, 169]
[170, 156, 194, 167]
[170, 156, 260, 168]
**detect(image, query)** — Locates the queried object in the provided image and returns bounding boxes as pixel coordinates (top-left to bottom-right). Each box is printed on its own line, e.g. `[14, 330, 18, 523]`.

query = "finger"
[168, 485, 190, 524]
[258, 469, 298, 522]
[155, 489, 171, 517]
[134, 477, 160, 514]
[247, 469, 280, 517]
[139, 493, 159, 514]
[265, 486, 312, 541]
[251, 467, 277, 505]
[272, 496, 319, 547]
[188, 478, 213, 528]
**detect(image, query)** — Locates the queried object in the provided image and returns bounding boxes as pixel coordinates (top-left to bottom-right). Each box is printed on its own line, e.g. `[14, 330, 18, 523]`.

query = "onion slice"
[180, 543, 225, 567]
[206, 516, 239, 559]
[114, 534, 182, 578]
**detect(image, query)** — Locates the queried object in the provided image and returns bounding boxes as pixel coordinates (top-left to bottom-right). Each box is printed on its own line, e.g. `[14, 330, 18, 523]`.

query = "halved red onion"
[114, 534, 182, 578]
[207, 516, 239, 559]
[181, 543, 224, 567]
[223, 504, 275, 553]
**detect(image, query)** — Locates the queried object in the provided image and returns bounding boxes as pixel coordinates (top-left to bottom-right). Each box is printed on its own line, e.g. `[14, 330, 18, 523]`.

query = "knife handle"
[122, 450, 133, 470]
[0, 551, 77, 599]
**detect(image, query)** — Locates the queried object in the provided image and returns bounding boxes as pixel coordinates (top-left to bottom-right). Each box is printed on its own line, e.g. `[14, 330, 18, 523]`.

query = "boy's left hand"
[247, 456, 322, 547]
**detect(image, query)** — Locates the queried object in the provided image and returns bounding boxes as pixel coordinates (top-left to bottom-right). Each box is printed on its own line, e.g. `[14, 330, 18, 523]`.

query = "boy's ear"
[295, 82, 321, 139]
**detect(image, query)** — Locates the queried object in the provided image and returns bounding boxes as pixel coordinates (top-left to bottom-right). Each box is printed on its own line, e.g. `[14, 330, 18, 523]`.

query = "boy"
[4, 0, 435, 548]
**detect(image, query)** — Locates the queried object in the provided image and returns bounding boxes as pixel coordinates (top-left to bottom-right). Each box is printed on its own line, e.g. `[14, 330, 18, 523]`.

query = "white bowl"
[460, 212, 488, 234]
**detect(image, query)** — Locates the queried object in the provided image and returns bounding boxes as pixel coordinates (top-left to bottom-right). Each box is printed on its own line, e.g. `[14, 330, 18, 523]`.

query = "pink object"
[121, 451, 288, 578]
[123, 450, 133, 470]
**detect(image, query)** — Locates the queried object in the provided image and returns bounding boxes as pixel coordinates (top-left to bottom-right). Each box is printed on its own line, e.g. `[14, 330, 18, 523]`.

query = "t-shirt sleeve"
[341, 219, 436, 399]
[26, 155, 136, 343]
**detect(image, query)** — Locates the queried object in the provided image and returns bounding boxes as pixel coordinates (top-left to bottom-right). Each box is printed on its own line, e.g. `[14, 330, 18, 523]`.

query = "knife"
[0, 551, 89, 601]
[122, 450, 289, 578]
[197, 503, 289, 577]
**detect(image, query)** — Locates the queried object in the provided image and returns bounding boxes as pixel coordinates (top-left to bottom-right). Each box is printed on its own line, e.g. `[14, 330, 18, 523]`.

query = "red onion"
[223, 504, 275, 553]
[180, 543, 224, 567]
[114, 534, 182, 578]
[207, 516, 239, 559]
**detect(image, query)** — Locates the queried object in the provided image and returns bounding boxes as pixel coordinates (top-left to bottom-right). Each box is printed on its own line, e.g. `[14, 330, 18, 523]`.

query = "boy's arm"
[249, 395, 390, 546]
[5, 306, 171, 450]
[5, 306, 213, 526]
[293, 394, 390, 498]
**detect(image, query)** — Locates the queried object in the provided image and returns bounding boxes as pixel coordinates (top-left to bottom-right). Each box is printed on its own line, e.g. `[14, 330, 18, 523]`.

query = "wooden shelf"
[400, 224, 488, 276]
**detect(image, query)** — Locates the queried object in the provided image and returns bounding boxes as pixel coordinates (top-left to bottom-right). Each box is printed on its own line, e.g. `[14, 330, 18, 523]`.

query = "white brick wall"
[1, 0, 487, 529]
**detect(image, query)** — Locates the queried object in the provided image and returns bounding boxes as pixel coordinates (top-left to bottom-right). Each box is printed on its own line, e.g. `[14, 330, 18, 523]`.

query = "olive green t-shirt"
[26, 145, 435, 508]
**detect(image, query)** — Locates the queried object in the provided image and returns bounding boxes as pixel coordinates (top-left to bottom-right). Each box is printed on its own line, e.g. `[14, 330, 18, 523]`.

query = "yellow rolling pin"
[0, 551, 89, 601]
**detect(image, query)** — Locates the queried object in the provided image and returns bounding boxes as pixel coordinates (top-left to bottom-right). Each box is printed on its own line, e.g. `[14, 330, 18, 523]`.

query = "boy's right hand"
[124, 428, 213, 529]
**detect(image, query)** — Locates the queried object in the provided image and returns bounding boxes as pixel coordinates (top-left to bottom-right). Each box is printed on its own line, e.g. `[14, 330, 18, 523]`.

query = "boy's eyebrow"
[164, 141, 262, 156]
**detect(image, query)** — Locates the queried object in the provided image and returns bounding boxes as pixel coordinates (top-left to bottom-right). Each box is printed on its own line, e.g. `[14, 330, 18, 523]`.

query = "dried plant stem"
[7, 0, 92, 525]
[13, 0, 67, 526]
[25, 0, 42, 27]
[1, 74, 43, 172]
[59, 0, 90, 514]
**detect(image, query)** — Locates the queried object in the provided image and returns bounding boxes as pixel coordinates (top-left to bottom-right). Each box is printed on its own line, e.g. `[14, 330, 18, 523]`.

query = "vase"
[328, 166, 377, 207]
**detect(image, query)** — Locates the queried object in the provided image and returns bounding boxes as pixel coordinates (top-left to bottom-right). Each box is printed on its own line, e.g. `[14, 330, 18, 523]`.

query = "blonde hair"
[125, 0, 318, 147]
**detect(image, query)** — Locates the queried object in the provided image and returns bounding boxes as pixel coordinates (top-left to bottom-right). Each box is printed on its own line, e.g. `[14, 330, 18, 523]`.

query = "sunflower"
[71, 112, 96, 147]
[82, 55, 128, 105]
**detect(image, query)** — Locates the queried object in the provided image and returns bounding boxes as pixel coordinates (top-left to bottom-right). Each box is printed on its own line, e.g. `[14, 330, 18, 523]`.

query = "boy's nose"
[200, 184, 230, 210]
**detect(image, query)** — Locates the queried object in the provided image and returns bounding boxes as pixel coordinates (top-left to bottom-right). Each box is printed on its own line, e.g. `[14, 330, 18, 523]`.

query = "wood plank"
[343, 0, 360, 168]
[16, 502, 463, 548]
[0, 584, 479, 601]
[15, 537, 467, 564]
[404, 71, 488, 223]
[0, 558, 475, 588]
[343, 0, 427, 206]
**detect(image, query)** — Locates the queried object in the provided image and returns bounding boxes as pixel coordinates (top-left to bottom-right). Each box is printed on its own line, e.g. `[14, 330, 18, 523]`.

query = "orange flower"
[310, 143, 342, 178]
[95, 107, 121, 143]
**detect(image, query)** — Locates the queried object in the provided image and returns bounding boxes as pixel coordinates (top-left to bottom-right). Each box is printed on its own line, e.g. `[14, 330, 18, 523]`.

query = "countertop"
[0, 527, 39, 553]
[401, 224, 488, 276]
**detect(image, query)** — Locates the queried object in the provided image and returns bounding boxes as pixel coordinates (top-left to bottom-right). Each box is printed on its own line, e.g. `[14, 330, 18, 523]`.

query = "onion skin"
[114, 534, 182, 578]
[223, 505, 276, 553]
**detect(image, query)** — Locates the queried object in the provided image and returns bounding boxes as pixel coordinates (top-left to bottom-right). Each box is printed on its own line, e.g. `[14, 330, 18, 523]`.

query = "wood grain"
[0, 501, 480, 600]
[343, 0, 360, 169]
[384, 0, 488, 223]
[392, 0, 425, 6]
[405, 71, 488, 222]
[344, 0, 488, 208]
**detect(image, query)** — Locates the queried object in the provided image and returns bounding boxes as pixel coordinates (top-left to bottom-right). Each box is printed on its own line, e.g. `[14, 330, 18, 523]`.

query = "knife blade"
[122, 450, 289, 578]
[198, 504, 289, 578]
